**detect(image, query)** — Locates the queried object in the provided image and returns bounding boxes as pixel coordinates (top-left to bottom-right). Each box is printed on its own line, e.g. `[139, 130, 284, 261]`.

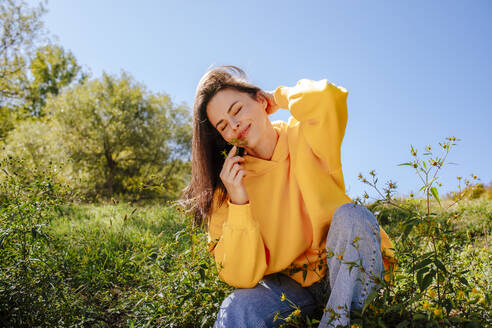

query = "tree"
[0, 0, 46, 102]
[24, 44, 85, 116]
[44, 72, 192, 198]
[0, 0, 46, 141]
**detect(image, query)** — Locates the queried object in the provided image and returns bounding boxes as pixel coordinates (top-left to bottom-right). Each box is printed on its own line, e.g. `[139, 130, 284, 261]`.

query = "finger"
[233, 169, 246, 184]
[223, 156, 244, 173]
[228, 164, 243, 183]
[229, 163, 241, 179]
[228, 146, 236, 158]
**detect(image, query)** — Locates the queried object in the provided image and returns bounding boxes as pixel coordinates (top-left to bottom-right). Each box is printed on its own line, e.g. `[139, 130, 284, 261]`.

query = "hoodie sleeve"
[207, 195, 268, 288]
[274, 79, 348, 172]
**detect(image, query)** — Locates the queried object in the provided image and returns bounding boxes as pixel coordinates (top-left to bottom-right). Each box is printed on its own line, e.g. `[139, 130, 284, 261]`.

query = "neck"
[245, 125, 279, 160]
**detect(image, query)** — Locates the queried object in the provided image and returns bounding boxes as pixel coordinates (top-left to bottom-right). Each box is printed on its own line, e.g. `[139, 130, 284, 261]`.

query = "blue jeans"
[213, 203, 385, 328]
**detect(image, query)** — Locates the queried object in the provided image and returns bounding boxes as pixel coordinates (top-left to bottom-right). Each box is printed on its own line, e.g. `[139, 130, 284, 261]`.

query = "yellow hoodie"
[207, 79, 395, 288]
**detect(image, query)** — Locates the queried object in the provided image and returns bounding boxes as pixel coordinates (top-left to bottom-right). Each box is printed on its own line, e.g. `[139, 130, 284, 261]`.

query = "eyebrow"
[215, 100, 238, 129]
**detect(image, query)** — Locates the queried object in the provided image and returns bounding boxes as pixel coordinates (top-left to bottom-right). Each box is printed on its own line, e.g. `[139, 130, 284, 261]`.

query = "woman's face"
[206, 88, 269, 149]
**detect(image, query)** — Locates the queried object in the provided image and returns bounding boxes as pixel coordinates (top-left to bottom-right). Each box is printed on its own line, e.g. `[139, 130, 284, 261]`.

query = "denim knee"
[331, 202, 380, 237]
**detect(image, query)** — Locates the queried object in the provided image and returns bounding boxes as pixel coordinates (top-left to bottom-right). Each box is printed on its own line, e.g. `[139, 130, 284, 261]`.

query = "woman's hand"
[220, 146, 249, 205]
[261, 90, 279, 115]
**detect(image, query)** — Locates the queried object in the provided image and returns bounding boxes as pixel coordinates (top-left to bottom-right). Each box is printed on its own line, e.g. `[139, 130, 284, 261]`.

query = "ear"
[256, 90, 268, 109]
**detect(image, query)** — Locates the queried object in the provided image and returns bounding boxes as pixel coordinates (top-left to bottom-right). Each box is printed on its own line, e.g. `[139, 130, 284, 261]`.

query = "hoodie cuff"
[226, 199, 257, 229]
[273, 85, 290, 109]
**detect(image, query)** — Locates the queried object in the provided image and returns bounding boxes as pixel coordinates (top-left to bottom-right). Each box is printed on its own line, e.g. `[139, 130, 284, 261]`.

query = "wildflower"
[442, 144, 447, 149]
[364, 193, 369, 199]
[273, 314, 278, 321]
[472, 288, 479, 294]
[434, 308, 441, 316]
[429, 290, 436, 298]
[328, 250, 334, 257]
[358, 173, 363, 179]
[293, 309, 301, 316]
[457, 176, 462, 180]
[369, 170, 375, 176]
[423, 302, 429, 309]
[457, 290, 465, 298]
[280, 293, 286, 301]
[432, 161, 438, 166]
[426, 146, 431, 151]
[473, 175, 477, 179]
[337, 254, 343, 260]
[412, 163, 417, 168]
[412, 151, 417, 156]
[409, 192, 414, 198]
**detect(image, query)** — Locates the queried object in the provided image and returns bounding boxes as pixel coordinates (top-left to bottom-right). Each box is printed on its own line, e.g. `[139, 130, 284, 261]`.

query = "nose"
[228, 117, 240, 130]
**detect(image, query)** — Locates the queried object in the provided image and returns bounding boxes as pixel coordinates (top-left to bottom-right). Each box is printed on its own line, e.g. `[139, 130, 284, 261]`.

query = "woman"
[181, 65, 395, 327]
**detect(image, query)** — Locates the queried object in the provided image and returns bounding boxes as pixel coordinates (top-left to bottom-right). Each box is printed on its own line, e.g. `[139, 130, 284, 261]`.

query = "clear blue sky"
[34, 0, 491, 200]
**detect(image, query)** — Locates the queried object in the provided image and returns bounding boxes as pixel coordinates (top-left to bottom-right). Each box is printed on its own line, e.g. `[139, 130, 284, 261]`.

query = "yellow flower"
[280, 293, 286, 301]
[457, 290, 465, 298]
[423, 303, 429, 309]
[472, 288, 479, 294]
[429, 290, 436, 298]
[293, 309, 301, 316]
[434, 308, 441, 316]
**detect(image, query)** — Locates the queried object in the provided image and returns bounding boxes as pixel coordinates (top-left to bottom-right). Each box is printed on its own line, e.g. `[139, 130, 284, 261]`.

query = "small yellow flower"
[472, 288, 479, 294]
[434, 308, 441, 316]
[457, 290, 465, 298]
[423, 302, 429, 309]
[280, 293, 286, 301]
[293, 309, 301, 316]
[337, 254, 343, 260]
[429, 290, 436, 298]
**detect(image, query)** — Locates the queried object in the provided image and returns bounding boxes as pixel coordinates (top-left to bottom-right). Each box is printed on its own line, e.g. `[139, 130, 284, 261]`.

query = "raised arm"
[273, 78, 349, 172]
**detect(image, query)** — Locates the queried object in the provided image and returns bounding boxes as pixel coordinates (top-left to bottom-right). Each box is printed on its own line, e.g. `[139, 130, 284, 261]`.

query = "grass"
[1, 194, 490, 326]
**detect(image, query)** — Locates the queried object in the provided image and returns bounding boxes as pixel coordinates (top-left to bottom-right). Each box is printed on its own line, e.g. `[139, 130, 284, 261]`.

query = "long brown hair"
[179, 65, 262, 228]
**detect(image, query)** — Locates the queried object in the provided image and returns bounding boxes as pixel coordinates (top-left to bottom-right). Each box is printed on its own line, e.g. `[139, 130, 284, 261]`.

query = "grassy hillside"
[1, 195, 490, 327]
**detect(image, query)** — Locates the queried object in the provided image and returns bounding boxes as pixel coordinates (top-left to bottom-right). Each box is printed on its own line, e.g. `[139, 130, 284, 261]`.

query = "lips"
[237, 124, 250, 140]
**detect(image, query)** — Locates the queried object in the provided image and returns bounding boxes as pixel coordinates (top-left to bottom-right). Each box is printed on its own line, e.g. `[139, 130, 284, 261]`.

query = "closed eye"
[220, 106, 242, 131]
